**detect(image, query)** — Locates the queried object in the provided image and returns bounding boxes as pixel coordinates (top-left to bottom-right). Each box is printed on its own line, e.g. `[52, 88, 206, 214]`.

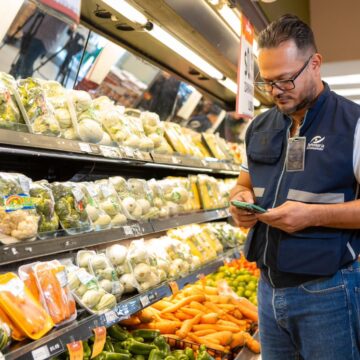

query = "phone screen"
[231, 200, 267, 214]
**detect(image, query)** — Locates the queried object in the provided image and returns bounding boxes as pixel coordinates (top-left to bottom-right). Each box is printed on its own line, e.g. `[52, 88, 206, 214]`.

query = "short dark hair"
[258, 14, 317, 54]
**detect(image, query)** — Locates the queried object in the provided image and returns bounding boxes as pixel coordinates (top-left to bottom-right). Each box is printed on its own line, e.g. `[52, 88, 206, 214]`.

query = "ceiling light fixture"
[218, 5, 241, 36]
[333, 88, 360, 97]
[322, 74, 360, 86]
[102, 0, 148, 25]
[219, 78, 237, 94]
[103, 0, 238, 91]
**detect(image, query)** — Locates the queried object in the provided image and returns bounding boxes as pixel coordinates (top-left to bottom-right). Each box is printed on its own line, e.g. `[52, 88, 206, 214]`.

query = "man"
[230, 14, 360, 360]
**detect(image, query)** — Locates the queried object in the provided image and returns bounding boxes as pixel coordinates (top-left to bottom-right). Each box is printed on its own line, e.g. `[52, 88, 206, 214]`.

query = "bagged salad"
[51, 182, 92, 234]
[42, 80, 79, 140]
[16, 77, 61, 136]
[0, 72, 26, 131]
[30, 180, 59, 238]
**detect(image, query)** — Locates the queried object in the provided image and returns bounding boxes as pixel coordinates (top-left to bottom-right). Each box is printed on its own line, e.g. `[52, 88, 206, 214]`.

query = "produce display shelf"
[0, 129, 240, 175]
[3, 247, 242, 360]
[0, 209, 230, 266]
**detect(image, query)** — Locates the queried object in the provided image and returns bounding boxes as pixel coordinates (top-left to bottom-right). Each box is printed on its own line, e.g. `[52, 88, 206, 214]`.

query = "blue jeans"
[258, 262, 360, 360]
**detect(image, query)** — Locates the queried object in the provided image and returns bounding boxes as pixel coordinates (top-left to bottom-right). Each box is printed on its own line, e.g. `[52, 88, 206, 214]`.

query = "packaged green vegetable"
[51, 182, 91, 235]
[16, 77, 61, 137]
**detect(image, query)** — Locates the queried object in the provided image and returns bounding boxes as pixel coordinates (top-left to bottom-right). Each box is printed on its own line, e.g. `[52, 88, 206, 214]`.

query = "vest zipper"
[263, 111, 308, 287]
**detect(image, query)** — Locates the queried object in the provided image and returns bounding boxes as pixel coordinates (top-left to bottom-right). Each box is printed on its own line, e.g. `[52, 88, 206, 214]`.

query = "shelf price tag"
[172, 156, 181, 164]
[32, 345, 50, 360]
[67, 341, 83, 360]
[140, 294, 150, 307]
[91, 327, 107, 358]
[123, 225, 134, 236]
[104, 310, 119, 325]
[99, 145, 120, 158]
[79, 142, 92, 153]
[169, 281, 179, 295]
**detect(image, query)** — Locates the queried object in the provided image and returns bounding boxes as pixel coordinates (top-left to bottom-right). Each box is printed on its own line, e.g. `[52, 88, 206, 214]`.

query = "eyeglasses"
[254, 55, 313, 93]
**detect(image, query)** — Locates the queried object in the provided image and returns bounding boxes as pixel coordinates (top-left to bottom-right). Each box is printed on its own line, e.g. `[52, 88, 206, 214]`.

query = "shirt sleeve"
[240, 142, 249, 173]
[353, 117, 360, 183]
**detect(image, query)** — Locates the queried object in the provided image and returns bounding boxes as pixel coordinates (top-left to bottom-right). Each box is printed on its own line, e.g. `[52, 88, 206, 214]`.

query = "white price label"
[123, 226, 133, 236]
[201, 159, 208, 167]
[87, 184, 98, 197]
[32, 345, 50, 360]
[79, 142, 92, 153]
[0, 278, 24, 297]
[124, 147, 134, 158]
[72, 187, 83, 202]
[56, 270, 68, 287]
[140, 294, 150, 307]
[77, 268, 95, 285]
[105, 310, 119, 324]
[100, 184, 112, 198]
[172, 156, 181, 164]
[19, 175, 30, 194]
[100, 145, 119, 158]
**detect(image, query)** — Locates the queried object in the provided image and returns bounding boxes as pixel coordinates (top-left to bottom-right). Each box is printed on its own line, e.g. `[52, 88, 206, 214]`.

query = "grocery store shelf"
[0, 129, 240, 176]
[0, 209, 230, 266]
[4, 247, 241, 360]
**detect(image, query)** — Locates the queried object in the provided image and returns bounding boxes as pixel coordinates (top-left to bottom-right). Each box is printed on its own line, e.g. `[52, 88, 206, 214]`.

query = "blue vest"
[244, 83, 360, 280]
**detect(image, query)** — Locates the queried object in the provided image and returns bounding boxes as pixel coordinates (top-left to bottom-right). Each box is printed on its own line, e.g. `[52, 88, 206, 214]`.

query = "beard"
[274, 82, 318, 115]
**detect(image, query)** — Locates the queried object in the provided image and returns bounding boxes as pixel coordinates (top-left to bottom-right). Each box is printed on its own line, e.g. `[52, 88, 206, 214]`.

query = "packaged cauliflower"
[51, 182, 92, 235]
[147, 179, 169, 218]
[0, 72, 26, 131]
[0, 173, 38, 244]
[16, 78, 61, 137]
[30, 180, 59, 238]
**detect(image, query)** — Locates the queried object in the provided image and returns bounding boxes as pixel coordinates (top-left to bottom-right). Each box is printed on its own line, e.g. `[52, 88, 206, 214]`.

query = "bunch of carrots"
[120, 284, 260, 354]
[226, 256, 260, 278]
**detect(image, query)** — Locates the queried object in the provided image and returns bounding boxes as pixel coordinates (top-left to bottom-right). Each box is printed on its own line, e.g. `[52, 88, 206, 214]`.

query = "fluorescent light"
[219, 78, 237, 94]
[102, 0, 147, 25]
[323, 74, 360, 86]
[333, 88, 360, 97]
[218, 5, 241, 36]
[147, 24, 223, 80]
[253, 40, 259, 57]
[253, 98, 260, 107]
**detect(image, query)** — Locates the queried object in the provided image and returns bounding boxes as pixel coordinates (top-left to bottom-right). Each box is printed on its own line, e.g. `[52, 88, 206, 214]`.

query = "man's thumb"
[242, 191, 255, 204]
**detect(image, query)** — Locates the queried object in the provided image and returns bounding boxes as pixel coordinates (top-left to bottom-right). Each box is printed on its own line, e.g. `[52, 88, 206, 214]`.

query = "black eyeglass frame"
[254, 55, 314, 93]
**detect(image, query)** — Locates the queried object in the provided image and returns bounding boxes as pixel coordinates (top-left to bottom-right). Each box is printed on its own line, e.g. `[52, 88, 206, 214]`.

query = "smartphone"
[231, 200, 267, 214]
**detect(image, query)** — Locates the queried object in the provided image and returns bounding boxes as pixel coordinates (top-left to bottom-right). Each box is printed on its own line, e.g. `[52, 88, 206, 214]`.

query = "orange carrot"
[200, 313, 218, 324]
[152, 300, 173, 311]
[173, 311, 193, 321]
[193, 329, 217, 336]
[187, 333, 227, 352]
[243, 332, 261, 353]
[162, 295, 206, 313]
[181, 307, 203, 316]
[190, 301, 209, 313]
[176, 313, 202, 339]
[203, 331, 233, 346]
[230, 332, 246, 349]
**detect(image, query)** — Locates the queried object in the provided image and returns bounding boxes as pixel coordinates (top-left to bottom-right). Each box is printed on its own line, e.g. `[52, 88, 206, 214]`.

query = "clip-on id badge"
[286, 137, 306, 172]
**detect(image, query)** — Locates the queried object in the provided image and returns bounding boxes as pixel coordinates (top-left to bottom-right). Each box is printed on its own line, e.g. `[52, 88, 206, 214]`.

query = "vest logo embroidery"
[307, 136, 325, 151]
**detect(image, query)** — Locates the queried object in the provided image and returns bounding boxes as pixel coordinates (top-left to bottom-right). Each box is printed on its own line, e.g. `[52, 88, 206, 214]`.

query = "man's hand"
[256, 201, 313, 233]
[229, 189, 258, 229]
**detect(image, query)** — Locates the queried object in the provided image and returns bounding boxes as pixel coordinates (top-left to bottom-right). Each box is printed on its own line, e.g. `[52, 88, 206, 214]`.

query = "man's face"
[258, 40, 318, 115]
